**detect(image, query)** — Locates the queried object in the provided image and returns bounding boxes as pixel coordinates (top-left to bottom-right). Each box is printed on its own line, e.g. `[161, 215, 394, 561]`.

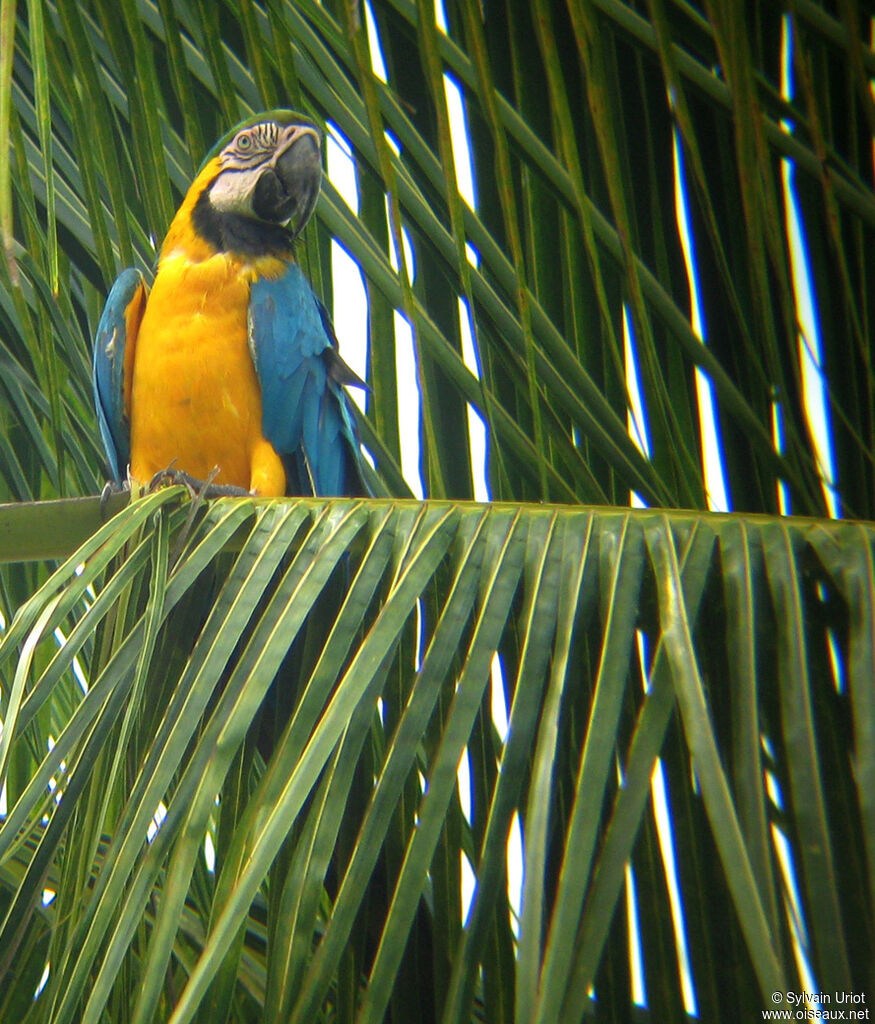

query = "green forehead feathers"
[197, 109, 321, 174]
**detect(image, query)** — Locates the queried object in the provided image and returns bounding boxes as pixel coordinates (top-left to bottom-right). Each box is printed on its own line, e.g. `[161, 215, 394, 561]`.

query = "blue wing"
[92, 269, 147, 485]
[249, 263, 368, 496]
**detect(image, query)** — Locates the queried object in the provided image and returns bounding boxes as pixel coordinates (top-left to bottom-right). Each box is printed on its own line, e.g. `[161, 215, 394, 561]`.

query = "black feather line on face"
[192, 185, 296, 258]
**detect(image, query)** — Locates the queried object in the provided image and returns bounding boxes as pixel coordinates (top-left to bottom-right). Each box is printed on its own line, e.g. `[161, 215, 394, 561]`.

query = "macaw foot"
[154, 466, 249, 568]
[147, 464, 252, 499]
[99, 477, 130, 519]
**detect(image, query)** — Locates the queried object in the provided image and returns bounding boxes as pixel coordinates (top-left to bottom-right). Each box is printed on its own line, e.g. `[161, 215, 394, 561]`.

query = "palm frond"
[0, 495, 872, 1021]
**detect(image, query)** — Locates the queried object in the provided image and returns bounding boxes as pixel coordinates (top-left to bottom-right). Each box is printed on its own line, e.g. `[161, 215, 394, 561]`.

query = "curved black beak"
[251, 125, 322, 237]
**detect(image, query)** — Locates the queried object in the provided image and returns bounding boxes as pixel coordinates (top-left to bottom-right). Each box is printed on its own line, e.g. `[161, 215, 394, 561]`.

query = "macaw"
[92, 110, 368, 498]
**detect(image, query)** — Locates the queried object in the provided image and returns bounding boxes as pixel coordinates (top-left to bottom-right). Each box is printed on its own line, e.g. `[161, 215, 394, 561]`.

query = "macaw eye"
[237, 133, 253, 151]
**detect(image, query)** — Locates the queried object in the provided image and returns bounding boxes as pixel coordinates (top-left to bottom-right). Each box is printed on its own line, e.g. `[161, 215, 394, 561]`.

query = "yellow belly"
[129, 253, 286, 495]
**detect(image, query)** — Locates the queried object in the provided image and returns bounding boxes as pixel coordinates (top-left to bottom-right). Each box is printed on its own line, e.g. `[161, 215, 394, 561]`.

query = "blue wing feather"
[249, 264, 367, 496]
[92, 269, 146, 485]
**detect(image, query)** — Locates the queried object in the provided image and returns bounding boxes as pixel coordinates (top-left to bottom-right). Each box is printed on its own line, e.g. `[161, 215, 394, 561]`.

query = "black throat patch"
[192, 185, 296, 259]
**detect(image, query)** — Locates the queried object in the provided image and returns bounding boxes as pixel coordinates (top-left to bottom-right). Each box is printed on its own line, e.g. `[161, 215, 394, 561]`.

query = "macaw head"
[189, 110, 322, 257]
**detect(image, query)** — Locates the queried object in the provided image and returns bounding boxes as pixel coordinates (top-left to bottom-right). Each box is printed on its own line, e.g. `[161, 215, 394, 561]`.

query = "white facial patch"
[207, 166, 265, 216]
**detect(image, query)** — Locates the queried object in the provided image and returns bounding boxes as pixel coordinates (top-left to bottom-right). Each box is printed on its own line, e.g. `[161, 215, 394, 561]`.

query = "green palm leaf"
[0, 497, 872, 1021]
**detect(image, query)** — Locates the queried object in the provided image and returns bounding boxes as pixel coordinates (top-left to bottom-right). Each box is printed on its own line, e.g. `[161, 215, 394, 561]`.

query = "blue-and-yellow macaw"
[92, 110, 368, 497]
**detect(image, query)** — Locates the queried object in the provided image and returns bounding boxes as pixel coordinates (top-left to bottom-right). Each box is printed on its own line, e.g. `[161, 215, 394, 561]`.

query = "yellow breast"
[129, 251, 286, 495]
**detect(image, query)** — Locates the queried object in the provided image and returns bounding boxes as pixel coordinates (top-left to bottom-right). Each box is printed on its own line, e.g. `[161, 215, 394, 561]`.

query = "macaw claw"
[99, 477, 130, 520]
[147, 464, 252, 500]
